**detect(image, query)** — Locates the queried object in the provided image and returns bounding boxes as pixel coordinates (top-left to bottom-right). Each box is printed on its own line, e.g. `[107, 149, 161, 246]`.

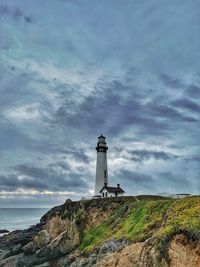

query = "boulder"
[22, 241, 35, 255]
[0, 253, 23, 267]
[36, 226, 80, 259]
[0, 249, 11, 260]
[33, 230, 50, 249]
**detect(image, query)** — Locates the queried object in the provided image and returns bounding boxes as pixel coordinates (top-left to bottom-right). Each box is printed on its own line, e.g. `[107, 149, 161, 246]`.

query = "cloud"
[51, 76, 199, 141]
[1, 162, 89, 193]
[0, 4, 32, 23]
[0, 0, 200, 206]
[172, 98, 200, 113]
[187, 84, 200, 98]
[125, 149, 180, 162]
[115, 170, 155, 195]
[0, 121, 32, 151]
[157, 171, 191, 191]
[160, 74, 184, 88]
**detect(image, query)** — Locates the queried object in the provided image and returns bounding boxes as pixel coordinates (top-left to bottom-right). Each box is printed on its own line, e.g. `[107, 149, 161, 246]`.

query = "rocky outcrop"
[168, 234, 200, 267]
[1, 196, 200, 267]
[0, 230, 9, 234]
[0, 224, 43, 261]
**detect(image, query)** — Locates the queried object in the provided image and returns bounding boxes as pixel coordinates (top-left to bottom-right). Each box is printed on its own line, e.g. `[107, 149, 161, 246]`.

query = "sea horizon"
[0, 208, 49, 233]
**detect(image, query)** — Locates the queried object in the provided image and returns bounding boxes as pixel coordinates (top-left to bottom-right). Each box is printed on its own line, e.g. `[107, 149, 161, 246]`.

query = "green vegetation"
[61, 208, 71, 220]
[80, 196, 200, 258]
[75, 208, 86, 224]
[156, 196, 200, 261]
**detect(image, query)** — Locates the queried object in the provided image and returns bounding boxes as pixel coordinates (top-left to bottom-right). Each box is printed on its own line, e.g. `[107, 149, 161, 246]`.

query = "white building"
[100, 183, 125, 197]
[95, 134, 108, 196]
[94, 135, 125, 198]
[173, 193, 191, 199]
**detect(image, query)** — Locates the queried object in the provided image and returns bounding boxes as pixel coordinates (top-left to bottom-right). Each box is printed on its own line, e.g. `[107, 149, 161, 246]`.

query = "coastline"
[0, 208, 48, 233]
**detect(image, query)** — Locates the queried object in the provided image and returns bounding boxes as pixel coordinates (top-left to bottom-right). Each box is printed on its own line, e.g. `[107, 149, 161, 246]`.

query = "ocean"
[0, 208, 49, 234]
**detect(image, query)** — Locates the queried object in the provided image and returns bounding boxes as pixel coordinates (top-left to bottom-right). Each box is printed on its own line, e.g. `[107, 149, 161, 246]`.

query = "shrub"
[61, 209, 71, 220]
[74, 208, 86, 224]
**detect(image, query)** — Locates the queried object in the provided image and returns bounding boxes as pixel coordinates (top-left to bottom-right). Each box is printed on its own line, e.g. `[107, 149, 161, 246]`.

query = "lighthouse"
[95, 134, 108, 195]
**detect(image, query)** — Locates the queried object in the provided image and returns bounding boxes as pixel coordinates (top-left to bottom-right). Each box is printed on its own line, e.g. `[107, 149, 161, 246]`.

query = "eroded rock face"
[45, 215, 70, 240]
[169, 234, 200, 267]
[33, 230, 50, 249]
[36, 224, 80, 259]
[84, 203, 117, 231]
[70, 239, 160, 267]
[93, 243, 146, 267]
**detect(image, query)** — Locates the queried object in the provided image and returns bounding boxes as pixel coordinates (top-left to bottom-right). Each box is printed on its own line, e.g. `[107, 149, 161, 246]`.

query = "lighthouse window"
[104, 170, 107, 178]
[105, 192, 108, 197]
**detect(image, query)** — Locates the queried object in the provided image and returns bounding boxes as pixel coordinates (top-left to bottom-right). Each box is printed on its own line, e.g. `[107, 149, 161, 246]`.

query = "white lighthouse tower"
[95, 134, 108, 195]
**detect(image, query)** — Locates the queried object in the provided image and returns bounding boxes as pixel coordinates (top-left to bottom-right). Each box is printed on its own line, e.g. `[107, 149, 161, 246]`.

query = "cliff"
[0, 195, 200, 267]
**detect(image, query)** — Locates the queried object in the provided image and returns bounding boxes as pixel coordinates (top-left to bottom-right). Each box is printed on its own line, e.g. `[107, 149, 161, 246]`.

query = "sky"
[0, 0, 200, 207]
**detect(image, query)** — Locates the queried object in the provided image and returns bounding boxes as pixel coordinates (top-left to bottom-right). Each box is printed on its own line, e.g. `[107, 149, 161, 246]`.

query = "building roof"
[98, 134, 105, 139]
[174, 193, 191, 196]
[100, 185, 125, 194]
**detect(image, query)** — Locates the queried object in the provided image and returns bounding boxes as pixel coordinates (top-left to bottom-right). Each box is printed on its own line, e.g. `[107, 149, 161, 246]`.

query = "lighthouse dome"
[98, 134, 106, 143]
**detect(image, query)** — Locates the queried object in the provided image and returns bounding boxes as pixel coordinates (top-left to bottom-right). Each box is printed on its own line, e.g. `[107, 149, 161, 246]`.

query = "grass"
[79, 196, 200, 258]
[156, 196, 200, 261]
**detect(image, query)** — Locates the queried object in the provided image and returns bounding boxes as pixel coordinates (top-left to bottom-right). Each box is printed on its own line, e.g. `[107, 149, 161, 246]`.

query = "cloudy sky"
[0, 0, 199, 207]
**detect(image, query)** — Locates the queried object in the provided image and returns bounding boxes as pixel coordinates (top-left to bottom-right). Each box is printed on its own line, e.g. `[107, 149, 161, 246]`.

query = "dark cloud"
[51, 80, 174, 138]
[0, 121, 32, 151]
[0, 4, 9, 16]
[7, 162, 89, 192]
[183, 156, 200, 163]
[125, 149, 179, 162]
[54, 85, 198, 140]
[118, 170, 154, 185]
[149, 103, 198, 123]
[0, 4, 32, 23]
[114, 169, 192, 195]
[187, 84, 200, 98]
[27, 142, 90, 163]
[172, 98, 200, 113]
[115, 170, 155, 194]
[158, 171, 190, 190]
[12, 7, 23, 20]
[24, 16, 32, 23]
[159, 74, 184, 88]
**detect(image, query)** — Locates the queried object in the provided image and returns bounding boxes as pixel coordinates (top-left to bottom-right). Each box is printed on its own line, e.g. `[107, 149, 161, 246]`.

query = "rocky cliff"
[1, 196, 200, 267]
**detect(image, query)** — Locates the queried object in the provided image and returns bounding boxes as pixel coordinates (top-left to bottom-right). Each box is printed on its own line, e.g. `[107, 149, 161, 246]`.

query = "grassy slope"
[80, 196, 200, 256]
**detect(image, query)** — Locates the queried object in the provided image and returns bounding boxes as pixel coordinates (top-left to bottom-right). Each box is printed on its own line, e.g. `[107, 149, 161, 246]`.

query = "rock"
[56, 256, 72, 267]
[11, 244, 22, 255]
[33, 263, 50, 267]
[45, 215, 71, 240]
[93, 242, 148, 267]
[33, 230, 50, 249]
[22, 230, 50, 255]
[65, 199, 72, 204]
[16, 254, 49, 267]
[168, 234, 200, 267]
[22, 241, 35, 255]
[0, 230, 9, 234]
[36, 225, 80, 260]
[0, 253, 23, 267]
[98, 239, 128, 254]
[0, 249, 11, 260]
